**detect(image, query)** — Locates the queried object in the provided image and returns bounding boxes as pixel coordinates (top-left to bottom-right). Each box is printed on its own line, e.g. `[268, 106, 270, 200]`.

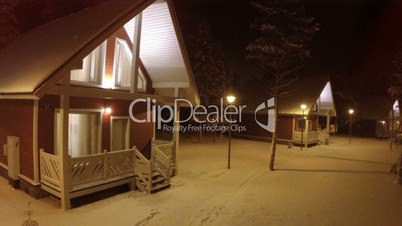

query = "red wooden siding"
[239, 113, 294, 140]
[38, 95, 153, 155]
[0, 99, 34, 180]
[276, 116, 294, 140]
[38, 95, 60, 154]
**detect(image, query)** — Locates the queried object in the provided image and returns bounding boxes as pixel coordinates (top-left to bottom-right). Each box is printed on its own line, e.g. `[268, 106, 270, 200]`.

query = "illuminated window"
[138, 69, 147, 92]
[114, 38, 147, 92]
[71, 41, 106, 85]
[55, 111, 101, 157]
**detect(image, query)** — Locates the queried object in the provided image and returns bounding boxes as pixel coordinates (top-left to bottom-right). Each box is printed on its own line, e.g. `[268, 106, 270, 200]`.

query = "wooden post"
[292, 115, 296, 142]
[326, 110, 330, 144]
[172, 102, 180, 176]
[130, 147, 136, 190]
[304, 119, 308, 148]
[103, 150, 108, 182]
[130, 13, 143, 94]
[33, 99, 40, 184]
[59, 76, 71, 210]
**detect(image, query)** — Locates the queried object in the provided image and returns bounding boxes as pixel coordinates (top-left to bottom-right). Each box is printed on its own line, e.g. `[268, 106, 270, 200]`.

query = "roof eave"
[33, 0, 157, 99]
[166, 0, 200, 106]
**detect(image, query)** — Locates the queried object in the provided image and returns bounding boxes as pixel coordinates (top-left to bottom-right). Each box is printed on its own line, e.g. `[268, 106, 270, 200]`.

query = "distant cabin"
[338, 96, 394, 138]
[237, 76, 337, 147]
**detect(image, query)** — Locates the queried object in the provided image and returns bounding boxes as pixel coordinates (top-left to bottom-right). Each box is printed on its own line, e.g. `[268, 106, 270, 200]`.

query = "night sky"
[174, 0, 402, 100]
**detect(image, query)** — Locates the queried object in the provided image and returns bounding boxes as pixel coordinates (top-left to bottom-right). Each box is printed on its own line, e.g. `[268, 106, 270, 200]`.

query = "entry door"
[111, 117, 130, 151]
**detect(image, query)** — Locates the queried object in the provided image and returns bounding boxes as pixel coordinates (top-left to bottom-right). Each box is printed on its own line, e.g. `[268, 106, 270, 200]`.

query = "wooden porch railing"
[70, 149, 135, 189]
[70, 153, 104, 188]
[293, 131, 319, 145]
[40, 142, 173, 203]
[153, 145, 171, 184]
[317, 129, 329, 145]
[133, 147, 152, 192]
[152, 140, 174, 158]
[40, 149, 62, 192]
[40, 148, 136, 193]
[152, 139, 174, 173]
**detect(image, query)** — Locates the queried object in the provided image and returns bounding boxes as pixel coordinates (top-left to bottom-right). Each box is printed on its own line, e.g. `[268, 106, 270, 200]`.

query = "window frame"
[113, 38, 147, 92]
[54, 109, 103, 157]
[70, 41, 107, 87]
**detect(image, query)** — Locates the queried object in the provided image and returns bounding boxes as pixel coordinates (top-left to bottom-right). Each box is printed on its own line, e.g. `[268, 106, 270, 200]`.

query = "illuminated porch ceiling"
[124, 0, 195, 101]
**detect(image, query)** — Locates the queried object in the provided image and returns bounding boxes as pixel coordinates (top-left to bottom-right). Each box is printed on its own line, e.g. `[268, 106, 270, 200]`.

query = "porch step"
[134, 171, 170, 193]
[150, 182, 170, 194]
[152, 175, 166, 185]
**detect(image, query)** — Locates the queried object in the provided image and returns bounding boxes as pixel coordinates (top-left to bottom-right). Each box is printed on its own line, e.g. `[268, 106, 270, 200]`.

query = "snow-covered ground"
[1, 135, 402, 226]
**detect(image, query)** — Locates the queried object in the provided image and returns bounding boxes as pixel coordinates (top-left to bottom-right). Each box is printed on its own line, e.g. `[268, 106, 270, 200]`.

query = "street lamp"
[349, 109, 354, 144]
[226, 95, 236, 169]
[300, 104, 307, 150]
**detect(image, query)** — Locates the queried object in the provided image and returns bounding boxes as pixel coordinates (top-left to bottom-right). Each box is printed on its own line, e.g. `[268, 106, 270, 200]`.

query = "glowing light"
[349, 109, 354, 114]
[226, 95, 236, 104]
[102, 77, 114, 89]
[300, 104, 307, 110]
[104, 107, 112, 114]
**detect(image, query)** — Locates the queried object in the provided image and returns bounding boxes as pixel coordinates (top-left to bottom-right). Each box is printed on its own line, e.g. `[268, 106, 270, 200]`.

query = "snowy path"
[1, 136, 401, 226]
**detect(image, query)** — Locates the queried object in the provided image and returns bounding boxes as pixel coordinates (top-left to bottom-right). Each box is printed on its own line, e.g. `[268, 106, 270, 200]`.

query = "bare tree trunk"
[399, 153, 402, 185]
[269, 96, 278, 171]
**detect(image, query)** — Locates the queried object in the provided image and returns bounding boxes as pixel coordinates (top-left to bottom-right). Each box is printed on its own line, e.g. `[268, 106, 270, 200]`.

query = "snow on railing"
[70, 153, 105, 188]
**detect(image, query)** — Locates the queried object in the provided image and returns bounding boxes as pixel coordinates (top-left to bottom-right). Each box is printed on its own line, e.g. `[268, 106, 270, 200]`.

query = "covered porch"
[39, 139, 175, 206]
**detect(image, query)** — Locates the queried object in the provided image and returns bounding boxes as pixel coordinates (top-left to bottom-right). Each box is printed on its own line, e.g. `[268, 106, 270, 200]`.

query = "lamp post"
[349, 109, 354, 144]
[226, 95, 236, 169]
[300, 104, 307, 150]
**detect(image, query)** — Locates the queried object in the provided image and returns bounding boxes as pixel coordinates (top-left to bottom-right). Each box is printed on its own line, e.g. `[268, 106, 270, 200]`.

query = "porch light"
[348, 109, 354, 143]
[104, 107, 112, 114]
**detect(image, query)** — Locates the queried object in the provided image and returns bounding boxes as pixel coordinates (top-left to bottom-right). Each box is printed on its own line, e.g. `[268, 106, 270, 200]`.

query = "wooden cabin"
[237, 76, 337, 147]
[0, 0, 199, 209]
[338, 96, 393, 138]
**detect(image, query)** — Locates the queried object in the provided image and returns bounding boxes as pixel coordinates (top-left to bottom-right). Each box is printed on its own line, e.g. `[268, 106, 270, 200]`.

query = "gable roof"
[0, 0, 199, 104]
[241, 76, 336, 116]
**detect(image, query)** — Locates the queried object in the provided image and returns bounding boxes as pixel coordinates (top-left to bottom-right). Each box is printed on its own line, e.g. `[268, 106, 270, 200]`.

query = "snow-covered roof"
[242, 76, 336, 116]
[0, 0, 199, 104]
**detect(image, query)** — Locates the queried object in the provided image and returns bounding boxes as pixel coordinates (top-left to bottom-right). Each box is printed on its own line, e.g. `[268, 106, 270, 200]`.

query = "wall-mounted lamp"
[104, 107, 112, 114]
